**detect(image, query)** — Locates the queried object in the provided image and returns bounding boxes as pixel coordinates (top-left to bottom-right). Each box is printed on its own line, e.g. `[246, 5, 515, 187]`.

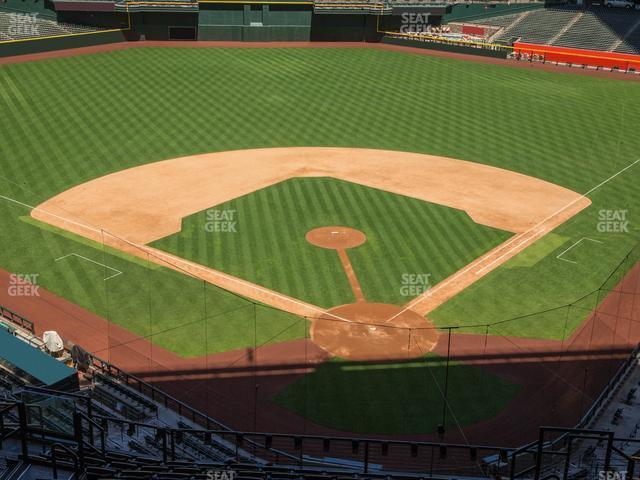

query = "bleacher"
[491, 7, 582, 45]
[468, 6, 640, 53]
[1, 307, 640, 479]
[0, 11, 106, 41]
[553, 7, 639, 50]
[614, 15, 640, 52]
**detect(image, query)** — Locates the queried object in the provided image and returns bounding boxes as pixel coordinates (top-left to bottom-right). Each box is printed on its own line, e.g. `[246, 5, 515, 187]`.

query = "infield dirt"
[32, 147, 590, 330]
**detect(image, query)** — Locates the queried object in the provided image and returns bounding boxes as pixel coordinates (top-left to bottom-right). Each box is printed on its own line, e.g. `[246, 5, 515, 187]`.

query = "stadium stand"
[614, 16, 640, 53]
[485, 7, 582, 45]
[0, 11, 106, 41]
[468, 6, 640, 53]
[1, 305, 639, 479]
[553, 7, 638, 50]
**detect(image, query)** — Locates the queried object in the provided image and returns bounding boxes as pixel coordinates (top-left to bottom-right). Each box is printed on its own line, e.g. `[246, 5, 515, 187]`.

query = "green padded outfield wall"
[199, 3, 312, 41]
[198, 3, 381, 41]
[0, 30, 130, 57]
[131, 12, 198, 40]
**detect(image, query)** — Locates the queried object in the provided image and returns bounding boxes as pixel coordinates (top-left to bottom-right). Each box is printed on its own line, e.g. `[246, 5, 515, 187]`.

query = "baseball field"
[1, 43, 639, 443]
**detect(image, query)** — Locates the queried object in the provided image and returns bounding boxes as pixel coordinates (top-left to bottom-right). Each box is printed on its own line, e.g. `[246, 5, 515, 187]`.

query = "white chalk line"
[0, 192, 358, 326]
[556, 237, 604, 265]
[474, 158, 640, 276]
[55, 253, 122, 281]
[3, 155, 639, 330]
[384, 157, 640, 325]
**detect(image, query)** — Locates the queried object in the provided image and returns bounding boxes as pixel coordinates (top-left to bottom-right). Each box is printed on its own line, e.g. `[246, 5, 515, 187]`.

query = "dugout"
[0, 326, 78, 391]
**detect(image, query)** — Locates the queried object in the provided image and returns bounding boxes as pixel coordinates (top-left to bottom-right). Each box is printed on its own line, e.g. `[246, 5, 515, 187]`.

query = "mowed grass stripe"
[281, 178, 339, 307]
[265, 178, 306, 300]
[355, 183, 416, 300]
[331, 181, 390, 300]
[153, 178, 510, 308]
[2, 47, 639, 356]
[303, 179, 356, 306]
[291, 179, 354, 306]
[336, 181, 394, 301]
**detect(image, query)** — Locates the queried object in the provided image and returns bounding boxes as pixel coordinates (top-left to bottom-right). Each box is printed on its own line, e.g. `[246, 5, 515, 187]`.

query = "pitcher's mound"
[312, 303, 439, 361]
[306, 226, 366, 250]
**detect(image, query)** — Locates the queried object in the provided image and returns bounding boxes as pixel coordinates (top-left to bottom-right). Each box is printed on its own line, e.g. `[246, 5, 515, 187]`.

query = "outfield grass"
[0, 46, 639, 352]
[272, 355, 521, 434]
[151, 177, 511, 308]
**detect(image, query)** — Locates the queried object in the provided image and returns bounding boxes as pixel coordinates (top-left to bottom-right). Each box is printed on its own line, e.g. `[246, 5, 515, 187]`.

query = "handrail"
[51, 442, 80, 479]
[0, 305, 35, 334]
[75, 410, 106, 456]
[576, 343, 640, 430]
[89, 355, 230, 431]
[21, 385, 91, 400]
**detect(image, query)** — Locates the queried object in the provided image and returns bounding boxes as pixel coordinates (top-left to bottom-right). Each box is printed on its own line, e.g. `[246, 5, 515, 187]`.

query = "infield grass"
[151, 177, 511, 308]
[272, 354, 521, 434]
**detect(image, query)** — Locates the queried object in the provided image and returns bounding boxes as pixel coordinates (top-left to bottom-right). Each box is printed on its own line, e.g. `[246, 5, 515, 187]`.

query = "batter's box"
[556, 237, 604, 265]
[55, 253, 122, 281]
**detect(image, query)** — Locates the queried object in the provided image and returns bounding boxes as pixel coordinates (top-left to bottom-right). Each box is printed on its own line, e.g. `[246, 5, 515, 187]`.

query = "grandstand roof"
[0, 325, 76, 387]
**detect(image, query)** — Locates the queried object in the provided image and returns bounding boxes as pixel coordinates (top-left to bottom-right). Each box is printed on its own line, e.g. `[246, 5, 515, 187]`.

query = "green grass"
[272, 355, 521, 434]
[0, 46, 639, 353]
[151, 177, 511, 308]
[4, 211, 307, 357]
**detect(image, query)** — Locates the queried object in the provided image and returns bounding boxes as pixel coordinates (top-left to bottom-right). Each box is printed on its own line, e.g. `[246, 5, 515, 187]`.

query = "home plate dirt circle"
[306, 226, 366, 250]
[312, 303, 439, 361]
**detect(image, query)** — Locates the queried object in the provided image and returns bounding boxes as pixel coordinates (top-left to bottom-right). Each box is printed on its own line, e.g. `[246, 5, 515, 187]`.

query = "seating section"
[492, 7, 582, 45]
[31, 448, 445, 480]
[0, 367, 25, 392]
[554, 7, 638, 50]
[614, 20, 640, 53]
[0, 11, 104, 41]
[470, 6, 640, 53]
[92, 373, 158, 421]
[472, 12, 526, 29]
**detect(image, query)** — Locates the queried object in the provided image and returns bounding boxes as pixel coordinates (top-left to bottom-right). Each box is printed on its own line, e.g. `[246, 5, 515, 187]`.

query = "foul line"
[384, 157, 640, 325]
[475, 158, 640, 276]
[55, 253, 122, 281]
[556, 238, 604, 265]
[3, 156, 639, 330]
[0, 192, 356, 325]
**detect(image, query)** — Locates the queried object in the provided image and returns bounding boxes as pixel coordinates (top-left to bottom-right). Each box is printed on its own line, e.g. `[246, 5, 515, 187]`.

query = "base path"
[32, 147, 590, 321]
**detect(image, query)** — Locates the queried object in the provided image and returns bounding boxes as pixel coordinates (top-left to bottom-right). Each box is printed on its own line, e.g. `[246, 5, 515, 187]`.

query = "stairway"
[548, 10, 583, 45]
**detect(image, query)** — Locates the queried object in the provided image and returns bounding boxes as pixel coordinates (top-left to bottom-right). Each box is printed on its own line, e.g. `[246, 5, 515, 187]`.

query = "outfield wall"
[514, 42, 640, 71]
[198, 4, 381, 42]
[382, 35, 510, 59]
[0, 29, 132, 57]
